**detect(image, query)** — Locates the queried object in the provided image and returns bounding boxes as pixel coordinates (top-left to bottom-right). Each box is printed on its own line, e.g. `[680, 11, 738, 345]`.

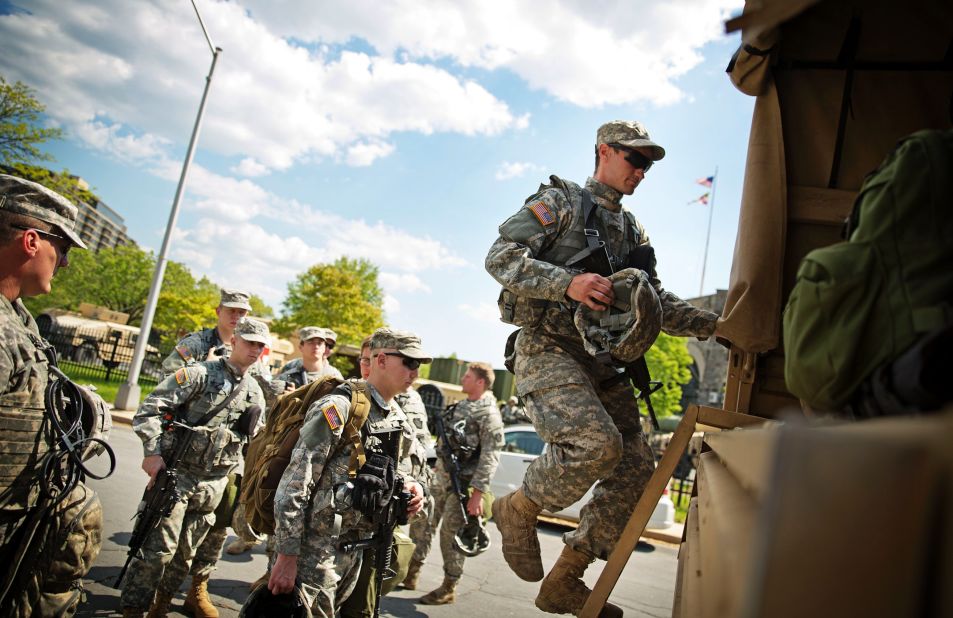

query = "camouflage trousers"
[120, 473, 228, 610]
[280, 532, 363, 618]
[410, 473, 467, 578]
[519, 361, 655, 560]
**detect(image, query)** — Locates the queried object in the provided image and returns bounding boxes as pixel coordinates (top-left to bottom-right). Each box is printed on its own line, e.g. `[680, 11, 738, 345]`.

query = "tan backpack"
[240, 376, 371, 535]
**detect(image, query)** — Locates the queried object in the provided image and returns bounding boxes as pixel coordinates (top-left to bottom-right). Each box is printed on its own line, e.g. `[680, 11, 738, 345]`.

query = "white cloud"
[346, 141, 396, 167]
[232, 157, 270, 178]
[0, 0, 527, 174]
[239, 0, 743, 107]
[458, 302, 501, 324]
[383, 295, 401, 315]
[495, 160, 541, 181]
[379, 272, 432, 294]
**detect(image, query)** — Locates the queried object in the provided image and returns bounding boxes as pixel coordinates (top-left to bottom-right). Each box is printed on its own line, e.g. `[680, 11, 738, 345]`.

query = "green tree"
[7, 163, 98, 205]
[641, 333, 694, 418]
[0, 76, 63, 166]
[275, 256, 385, 348]
[23, 244, 274, 351]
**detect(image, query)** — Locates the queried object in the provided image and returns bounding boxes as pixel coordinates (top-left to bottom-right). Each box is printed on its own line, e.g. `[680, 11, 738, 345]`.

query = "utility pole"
[115, 1, 222, 409]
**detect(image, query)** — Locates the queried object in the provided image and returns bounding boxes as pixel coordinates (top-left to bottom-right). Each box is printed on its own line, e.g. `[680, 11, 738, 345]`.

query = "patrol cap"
[596, 120, 665, 161]
[297, 326, 326, 343]
[369, 327, 433, 363]
[220, 288, 252, 311]
[234, 317, 270, 345]
[323, 328, 338, 347]
[0, 174, 87, 249]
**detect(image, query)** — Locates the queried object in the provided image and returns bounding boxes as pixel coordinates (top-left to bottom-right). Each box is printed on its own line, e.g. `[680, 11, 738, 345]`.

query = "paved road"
[77, 425, 677, 617]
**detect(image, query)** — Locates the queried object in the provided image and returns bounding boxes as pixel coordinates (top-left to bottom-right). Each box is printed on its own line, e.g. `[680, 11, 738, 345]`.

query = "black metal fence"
[36, 314, 166, 386]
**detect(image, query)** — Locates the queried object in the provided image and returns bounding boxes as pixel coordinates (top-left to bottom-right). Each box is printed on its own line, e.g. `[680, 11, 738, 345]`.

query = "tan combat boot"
[535, 546, 623, 617]
[144, 590, 173, 618]
[418, 576, 459, 605]
[225, 538, 258, 555]
[182, 574, 219, 618]
[401, 558, 424, 590]
[492, 488, 544, 581]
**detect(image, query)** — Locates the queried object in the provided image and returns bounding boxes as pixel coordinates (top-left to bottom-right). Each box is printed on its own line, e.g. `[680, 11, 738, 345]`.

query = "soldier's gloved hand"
[351, 453, 393, 516]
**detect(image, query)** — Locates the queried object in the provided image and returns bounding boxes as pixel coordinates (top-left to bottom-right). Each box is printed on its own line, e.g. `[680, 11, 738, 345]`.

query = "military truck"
[36, 304, 163, 379]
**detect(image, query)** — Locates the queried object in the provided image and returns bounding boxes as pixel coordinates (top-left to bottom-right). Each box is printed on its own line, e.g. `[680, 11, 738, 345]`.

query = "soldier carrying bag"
[240, 377, 371, 535]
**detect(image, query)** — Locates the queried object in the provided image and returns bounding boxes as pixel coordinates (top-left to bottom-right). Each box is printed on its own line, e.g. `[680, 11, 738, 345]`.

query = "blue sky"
[1, 0, 753, 366]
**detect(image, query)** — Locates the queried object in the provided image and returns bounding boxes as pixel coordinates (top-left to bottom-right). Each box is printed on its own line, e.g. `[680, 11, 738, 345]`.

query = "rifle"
[339, 478, 411, 618]
[114, 421, 196, 588]
[431, 407, 489, 555]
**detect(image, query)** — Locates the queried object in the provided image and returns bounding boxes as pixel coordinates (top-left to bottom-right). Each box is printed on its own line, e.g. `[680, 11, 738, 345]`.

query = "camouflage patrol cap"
[370, 327, 433, 363]
[234, 317, 271, 345]
[574, 268, 662, 363]
[596, 120, 665, 161]
[323, 328, 337, 346]
[297, 326, 326, 343]
[220, 288, 252, 311]
[0, 174, 87, 249]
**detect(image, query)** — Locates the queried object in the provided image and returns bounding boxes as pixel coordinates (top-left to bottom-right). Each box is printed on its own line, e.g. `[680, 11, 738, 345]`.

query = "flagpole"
[698, 167, 718, 297]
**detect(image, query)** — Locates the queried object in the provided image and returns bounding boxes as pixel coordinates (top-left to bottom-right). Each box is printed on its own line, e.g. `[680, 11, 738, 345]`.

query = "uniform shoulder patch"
[174, 367, 190, 386]
[176, 345, 194, 362]
[322, 403, 343, 431]
[527, 200, 555, 226]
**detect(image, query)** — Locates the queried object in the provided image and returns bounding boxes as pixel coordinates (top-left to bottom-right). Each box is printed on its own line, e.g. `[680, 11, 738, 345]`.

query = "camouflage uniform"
[161, 325, 281, 571]
[410, 392, 503, 577]
[275, 357, 344, 389]
[273, 380, 419, 617]
[340, 387, 433, 618]
[485, 175, 718, 560]
[120, 359, 265, 610]
[0, 297, 105, 616]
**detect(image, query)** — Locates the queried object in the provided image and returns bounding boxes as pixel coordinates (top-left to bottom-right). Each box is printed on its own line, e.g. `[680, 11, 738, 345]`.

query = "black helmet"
[453, 518, 490, 557]
[240, 582, 312, 618]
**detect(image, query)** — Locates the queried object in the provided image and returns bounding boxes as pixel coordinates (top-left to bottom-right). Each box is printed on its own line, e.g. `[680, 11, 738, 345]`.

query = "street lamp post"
[114, 2, 221, 410]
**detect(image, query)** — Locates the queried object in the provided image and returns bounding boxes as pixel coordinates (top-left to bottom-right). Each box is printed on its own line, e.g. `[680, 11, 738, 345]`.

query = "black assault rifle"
[431, 407, 489, 554]
[114, 421, 196, 588]
[339, 478, 411, 618]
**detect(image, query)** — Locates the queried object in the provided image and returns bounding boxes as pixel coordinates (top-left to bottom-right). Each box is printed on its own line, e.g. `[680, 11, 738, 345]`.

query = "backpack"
[783, 129, 953, 412]
[240, 376, 371, 535]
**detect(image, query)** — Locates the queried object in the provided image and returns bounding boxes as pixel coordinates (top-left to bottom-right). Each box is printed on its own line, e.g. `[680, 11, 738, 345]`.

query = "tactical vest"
[313, 397, 407, 534]
[161, 362, 257, 478]
[0, 318, 52, 512]
[498, 175, 643, 327]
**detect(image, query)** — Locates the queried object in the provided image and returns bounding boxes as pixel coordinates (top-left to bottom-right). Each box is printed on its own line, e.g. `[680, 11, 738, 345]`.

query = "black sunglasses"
[610, 144, 653, 172]
[11, 224, 71, 257]
[380, 352, 421, 370]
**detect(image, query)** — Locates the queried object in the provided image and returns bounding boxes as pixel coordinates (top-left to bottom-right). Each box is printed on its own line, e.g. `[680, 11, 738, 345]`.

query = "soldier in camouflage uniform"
[120, 318, 268, 618]
[339, 337, 434, 618]
[0, 174, 103, 616]
[408, 362, 503, 605]
[485, 121, 722, 616]
[274, 326, 344, 390]
[269, 328, 429, 617]
[160, 289, 280, 586]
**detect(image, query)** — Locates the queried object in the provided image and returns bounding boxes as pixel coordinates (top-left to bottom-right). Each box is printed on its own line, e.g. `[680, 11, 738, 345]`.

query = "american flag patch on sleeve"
[528, 201, 555, 226]
[323, 403, 343, 430]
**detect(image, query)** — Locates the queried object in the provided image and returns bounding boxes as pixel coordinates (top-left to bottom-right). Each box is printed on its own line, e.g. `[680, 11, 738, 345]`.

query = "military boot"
[182, 574, 219, 618]
[535, 546, 623, 617]
[492, 488, 544, 581]
[418, 576, 458, 605]
[144, 590, 173, 618]
[401, 558, 424, 591]
[225, 538, 258, 555]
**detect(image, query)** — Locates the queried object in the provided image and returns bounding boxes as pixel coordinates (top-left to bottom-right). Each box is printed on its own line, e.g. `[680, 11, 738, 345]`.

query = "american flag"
[529, 201, 555, 225]
[688, 192, 710, 206]
[696, 176, 714, 188]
